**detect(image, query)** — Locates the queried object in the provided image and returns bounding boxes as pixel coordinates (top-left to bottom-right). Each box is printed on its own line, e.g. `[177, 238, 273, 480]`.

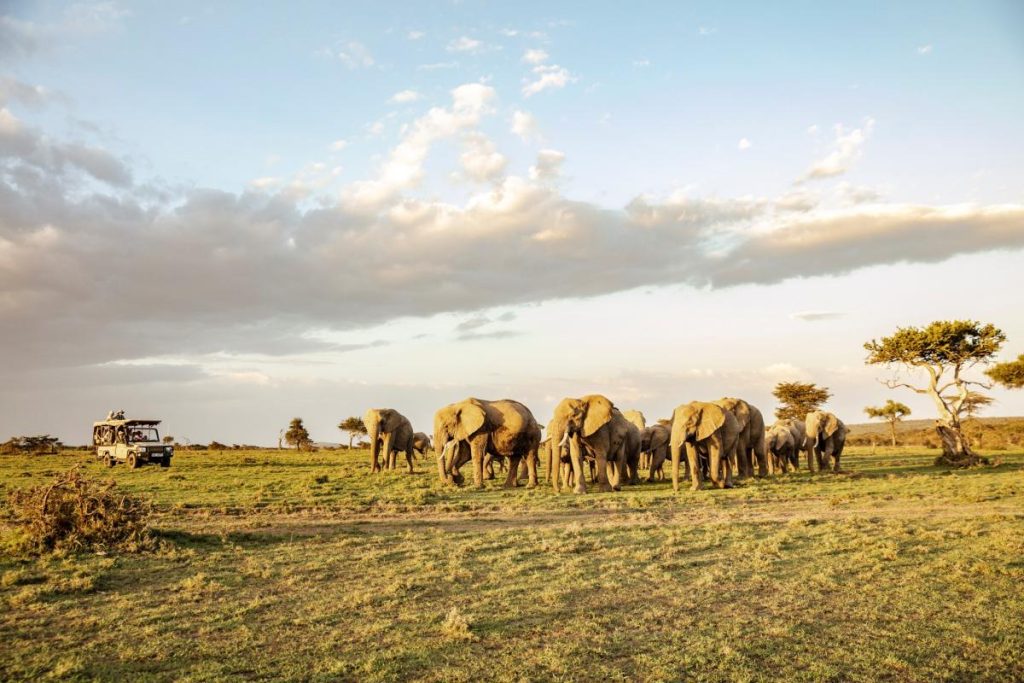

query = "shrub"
[4, 467, 155, 555]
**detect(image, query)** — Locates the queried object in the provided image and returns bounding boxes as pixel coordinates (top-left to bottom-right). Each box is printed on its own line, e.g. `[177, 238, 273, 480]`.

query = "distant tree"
[865, 320, 1005, 466]
[960, 392, 995, 421]
[162, 436, 174, 445]
[864, 400, 911, 447]
[986, 353, 1024, 389]
[0, 435, 62, 454]
[284, 418, 312, 452]
[208, 441, 227, 451]
[338, 417, 367, 449]
[772, 382, 832, 421]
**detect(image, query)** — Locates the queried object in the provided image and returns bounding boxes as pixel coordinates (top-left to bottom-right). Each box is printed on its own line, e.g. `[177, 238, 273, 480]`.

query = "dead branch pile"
[5, 466, 155, 555]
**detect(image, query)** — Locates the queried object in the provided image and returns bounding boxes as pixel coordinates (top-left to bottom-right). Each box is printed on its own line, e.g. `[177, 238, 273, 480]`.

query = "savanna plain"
[1, 446, 1023, 682]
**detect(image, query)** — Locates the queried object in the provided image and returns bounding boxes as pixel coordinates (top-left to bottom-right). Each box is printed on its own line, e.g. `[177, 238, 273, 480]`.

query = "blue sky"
[1, 1, 1023, 443]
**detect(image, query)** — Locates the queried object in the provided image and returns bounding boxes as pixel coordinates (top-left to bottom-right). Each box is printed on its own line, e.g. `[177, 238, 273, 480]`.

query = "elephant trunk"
[709, 437, 725, 488]
[438, 439, 458, 483]
[367, 422, 381, 472]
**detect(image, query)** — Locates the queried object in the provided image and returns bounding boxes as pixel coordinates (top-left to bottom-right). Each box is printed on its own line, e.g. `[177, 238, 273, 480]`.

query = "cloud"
[329, 139, 347, 152]
[790, 311, 844, 321]
[522, 48, 548, 64]
[447, 36, 483, 53]
[917, 44, 933, 55]
[416, 61, 458, 71]
[633, 59, 651, 68]
[0, 16, 40, 62]
[459, 132, 507, 182]
[337, 42, 374, 69]
[529, 149, 565, 181]
[738, 138, 752, 151]
[698, 26, 717, 36]
[522, 64, 574, 97]
[511, 110, 538, 142]
[389, 89, 421, 104]
[801, 118, 874, 180]
[343, 83, 497, 209]
[4, 81, 1024, 383]
[407, 30, 424, 40]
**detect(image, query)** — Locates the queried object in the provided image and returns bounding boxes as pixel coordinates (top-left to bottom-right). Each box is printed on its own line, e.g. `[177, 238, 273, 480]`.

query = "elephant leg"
[832, 445, 842, 473]
[502, 455, 521, 488]
[471, 441, 486, 489]
[686, 442, 702, 491]
[405, 449, 414, 474]
[568, 436, 587, 494]
[594, 449, 614, 493]
[525, 448, 538, 488]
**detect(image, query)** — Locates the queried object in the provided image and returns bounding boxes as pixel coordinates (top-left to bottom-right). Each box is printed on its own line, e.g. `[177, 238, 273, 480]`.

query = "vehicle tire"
[104, 454, 114, 468]
[160, 458, 171, 468]
[127, 453, 140, 469]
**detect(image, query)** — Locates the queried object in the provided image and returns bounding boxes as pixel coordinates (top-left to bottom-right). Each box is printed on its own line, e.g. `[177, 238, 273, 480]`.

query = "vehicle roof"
[92, 419, 161, 427]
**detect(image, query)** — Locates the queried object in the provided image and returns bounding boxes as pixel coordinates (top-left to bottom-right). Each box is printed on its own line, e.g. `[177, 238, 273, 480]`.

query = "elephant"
[670, 401, 741, 492]
[713, 398, 767, 478]
[804, 410, 847, 473]
[623, 410, 647, 467]
[412, 432, 432, 457]
[774, 418, 806, 471]
[364, 408, 415, 474]
[434, 398, 541, 489]
[765, 423, 797, 473]
[640, 423, 671, 481]
[548, 395, 634, 494]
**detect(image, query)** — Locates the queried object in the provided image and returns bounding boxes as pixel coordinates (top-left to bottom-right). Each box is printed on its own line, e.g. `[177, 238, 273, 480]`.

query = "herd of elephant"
[363, 396, 848, 493]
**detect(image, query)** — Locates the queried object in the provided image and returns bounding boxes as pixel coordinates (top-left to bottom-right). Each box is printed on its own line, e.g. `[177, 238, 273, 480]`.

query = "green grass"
[2, 447, 1023, 681]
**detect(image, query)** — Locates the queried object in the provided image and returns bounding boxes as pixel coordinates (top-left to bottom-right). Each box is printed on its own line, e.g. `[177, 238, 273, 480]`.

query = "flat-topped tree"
[864, 400, 911, 447]
[986, 353, 1024, 389]
[338, 416, 367, 449]
[864, 320, 1005, 466]
[772, 381, 831, 421]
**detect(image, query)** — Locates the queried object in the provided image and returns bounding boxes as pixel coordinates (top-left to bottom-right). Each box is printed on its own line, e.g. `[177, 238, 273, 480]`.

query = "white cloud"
[738, 137, 752, 151]
[460, 132, 507, 182]
[248, 177, 282, 190]
[329, 139, 347, 152]
[407, 30, 425, 40]
[633, 58, 651, 67]
[529, 149, 565, 181]
[416, 61, 458, 71]
[801, 118, 874, 181]
[389, 89, 421, 104]
[511, 110, 539, 142]
[337, 42, 374, 69]
[698, 26, 717, 36]
[790, 311, 844, 321]
[447, 36, 483, 53]
[917, 44, 933, 55]
[806, 124, 819, 136]
[522, 48, 548, 64]
[522, 64, 574, 97]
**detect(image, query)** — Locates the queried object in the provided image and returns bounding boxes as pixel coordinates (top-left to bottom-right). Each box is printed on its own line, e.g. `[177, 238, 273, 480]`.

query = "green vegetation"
[865, 320, 1006, 465]
[283, 417, 312, 451]
[987, 353, 1024, 389]
[864, 399, 911, 446]
[771, 381, 831, 421]
[338, 416, 368, 449]
[2, 446, 1023, 681]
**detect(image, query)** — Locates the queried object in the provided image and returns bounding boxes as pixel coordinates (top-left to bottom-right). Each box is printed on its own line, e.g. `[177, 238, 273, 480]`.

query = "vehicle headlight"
[166, 446, 173, 455]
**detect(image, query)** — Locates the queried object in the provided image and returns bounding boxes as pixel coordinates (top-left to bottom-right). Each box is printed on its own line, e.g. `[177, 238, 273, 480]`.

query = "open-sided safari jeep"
[93, 415, 173, 469]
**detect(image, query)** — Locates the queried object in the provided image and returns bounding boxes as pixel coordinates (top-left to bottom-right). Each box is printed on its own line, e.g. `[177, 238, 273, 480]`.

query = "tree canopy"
[338, 417, 367, 449]
[284, 418, 312, 451]
[986, 353, 1024, 389]
[772, 382, 831, 421]
[864, 400, 911, 446]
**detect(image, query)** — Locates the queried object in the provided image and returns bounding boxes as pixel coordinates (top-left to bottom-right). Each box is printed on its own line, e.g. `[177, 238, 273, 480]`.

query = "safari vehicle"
[93, 415, 173, 469]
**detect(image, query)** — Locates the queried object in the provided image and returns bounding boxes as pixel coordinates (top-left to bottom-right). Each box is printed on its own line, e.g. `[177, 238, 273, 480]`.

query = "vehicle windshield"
[128, 427, 160, 443]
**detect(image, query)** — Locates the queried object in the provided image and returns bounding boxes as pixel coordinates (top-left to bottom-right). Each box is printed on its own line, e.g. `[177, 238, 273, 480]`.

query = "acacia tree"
[986, 353, 1024, 389]
[864, 320, 1005, 466]
[284, 418, 312, 452]
[864, 400, 911, 447]
[772, 382, 832, 421]
[338, 417, 367, 449]
[960, 392, 994, 420]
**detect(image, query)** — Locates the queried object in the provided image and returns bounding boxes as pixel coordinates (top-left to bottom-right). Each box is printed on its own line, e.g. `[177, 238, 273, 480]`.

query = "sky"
[1, 0, 1023, 446]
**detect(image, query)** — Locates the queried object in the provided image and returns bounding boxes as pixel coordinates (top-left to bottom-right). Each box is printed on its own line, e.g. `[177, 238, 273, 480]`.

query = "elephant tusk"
[559, 431, 570, 448]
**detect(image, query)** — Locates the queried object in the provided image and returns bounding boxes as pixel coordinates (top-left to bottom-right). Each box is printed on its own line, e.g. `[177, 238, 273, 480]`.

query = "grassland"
[2, 446, 1023, 682]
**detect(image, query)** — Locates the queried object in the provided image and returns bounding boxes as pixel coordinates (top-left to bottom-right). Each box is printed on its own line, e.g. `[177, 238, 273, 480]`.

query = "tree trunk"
[934, 420, 987, 467]
[348, 434, 354, 449]
[889, 420, 897, 447]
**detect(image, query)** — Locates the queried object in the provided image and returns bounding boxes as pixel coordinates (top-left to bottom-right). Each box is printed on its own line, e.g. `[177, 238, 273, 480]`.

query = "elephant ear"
[697, 404, 726, 441]
[382, 409, 403, 431]
[821, 412, 840, 437]
[456, 402, 486, 440]
[582, 395, 614, 437]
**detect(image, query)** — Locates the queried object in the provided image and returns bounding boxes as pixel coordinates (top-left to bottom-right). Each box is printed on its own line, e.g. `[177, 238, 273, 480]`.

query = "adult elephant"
[434, 398, 541, 489]
[805, 410, 847, 473]
[364, 408, 415, 473]
[713, 398, 767, 478]
[765, 422, 796, 473]
[623, 410, 647, 468]
[641, 423, 671, 481]
[670, 401, 740, 492]
[548, 395, 633, 494]
[412, 432, 432, 457]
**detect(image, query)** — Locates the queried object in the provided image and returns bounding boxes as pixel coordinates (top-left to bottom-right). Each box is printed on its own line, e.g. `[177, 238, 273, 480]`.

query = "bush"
[4, 467, 155, 555]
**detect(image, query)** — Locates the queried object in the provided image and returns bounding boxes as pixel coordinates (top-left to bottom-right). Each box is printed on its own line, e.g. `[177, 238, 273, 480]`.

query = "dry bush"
[4, 466, 155, 555]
